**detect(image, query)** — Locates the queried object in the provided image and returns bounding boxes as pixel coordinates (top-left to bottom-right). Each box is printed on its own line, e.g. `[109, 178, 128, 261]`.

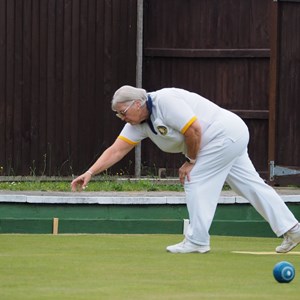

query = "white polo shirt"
[117, 88, 245, 154]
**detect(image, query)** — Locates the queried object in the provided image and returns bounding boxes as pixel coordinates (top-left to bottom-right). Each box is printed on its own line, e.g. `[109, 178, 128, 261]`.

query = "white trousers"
[184, 128, 298, 246]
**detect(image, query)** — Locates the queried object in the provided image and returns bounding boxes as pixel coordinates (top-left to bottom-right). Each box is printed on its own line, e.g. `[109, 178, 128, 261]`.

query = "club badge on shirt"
[157, 125, 168, 136]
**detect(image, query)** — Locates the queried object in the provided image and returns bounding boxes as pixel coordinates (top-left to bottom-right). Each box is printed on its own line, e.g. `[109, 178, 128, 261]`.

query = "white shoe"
[166, 239, 210, 254]
[276, 224, 300, 253]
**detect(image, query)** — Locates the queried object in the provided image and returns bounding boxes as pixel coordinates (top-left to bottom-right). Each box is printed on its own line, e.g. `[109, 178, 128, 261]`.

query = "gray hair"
[111, 85, 147, 110]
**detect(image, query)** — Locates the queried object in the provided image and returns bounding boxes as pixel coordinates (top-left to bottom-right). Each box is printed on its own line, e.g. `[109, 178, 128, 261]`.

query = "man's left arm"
[178, 119, 201, 184]
[183, 119, 201, 161]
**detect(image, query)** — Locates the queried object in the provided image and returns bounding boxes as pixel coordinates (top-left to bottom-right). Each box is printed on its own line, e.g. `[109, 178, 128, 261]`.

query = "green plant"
[0, 178, 184, 192]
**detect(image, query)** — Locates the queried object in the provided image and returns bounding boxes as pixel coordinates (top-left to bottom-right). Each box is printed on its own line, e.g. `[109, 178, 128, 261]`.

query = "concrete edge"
[0, 194, 299, 205]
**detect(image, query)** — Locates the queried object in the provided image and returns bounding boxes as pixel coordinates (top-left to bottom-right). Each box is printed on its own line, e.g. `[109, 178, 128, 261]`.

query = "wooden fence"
[0, 0, 299, 184]
[0, 0, 137, 176]
[143, 0, 271, 178]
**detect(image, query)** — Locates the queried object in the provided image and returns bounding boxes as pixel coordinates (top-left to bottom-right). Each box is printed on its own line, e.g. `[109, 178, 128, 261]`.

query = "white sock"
[290, 223, 300, 233]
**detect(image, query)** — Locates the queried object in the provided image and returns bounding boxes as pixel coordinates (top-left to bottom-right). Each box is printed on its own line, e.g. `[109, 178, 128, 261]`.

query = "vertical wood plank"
[93, 0, 107, 160]
[46, 0, 56, 175]
[77, 0, 89, 166]
[70, 0, 80, 171]
[13, 0, 24, 174]
[39, 0, 48, 174]
[268, 0, 279, 180]
[22, 0, 32, 174]
[0, 0, 6, 171]
[103, 0, 113, 144]
[62, 0, 73, 175]
[55, 0, 65, 174]
[85, 0, 97, 161]
[6, 0, 15, 175]
[30, 0, 41, 174]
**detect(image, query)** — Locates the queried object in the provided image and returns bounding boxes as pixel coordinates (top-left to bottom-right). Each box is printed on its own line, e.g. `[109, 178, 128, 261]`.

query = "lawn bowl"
[273, 261, 295, 283]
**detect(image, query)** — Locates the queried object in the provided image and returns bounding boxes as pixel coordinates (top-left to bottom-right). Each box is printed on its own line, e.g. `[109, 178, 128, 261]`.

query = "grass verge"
[0, 179, 184, 192]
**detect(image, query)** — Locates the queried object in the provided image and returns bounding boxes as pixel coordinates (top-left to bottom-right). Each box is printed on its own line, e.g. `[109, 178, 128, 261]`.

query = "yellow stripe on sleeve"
[181, 116, 197, 134]
[117, 135, 139, 145]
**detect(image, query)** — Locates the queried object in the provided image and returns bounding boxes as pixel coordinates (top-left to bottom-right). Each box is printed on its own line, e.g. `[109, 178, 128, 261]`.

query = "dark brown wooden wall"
[269, 0, 300, 185]
[276, 1, 300, 167]
[0, 0, 137, 176]
[142, 0, 271, 178]
[0, 0, 299, 180]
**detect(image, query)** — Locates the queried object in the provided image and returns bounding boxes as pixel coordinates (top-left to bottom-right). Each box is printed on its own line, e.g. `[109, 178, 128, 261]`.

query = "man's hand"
[71, 172, 92, 192]
[179, 162, 194, 184]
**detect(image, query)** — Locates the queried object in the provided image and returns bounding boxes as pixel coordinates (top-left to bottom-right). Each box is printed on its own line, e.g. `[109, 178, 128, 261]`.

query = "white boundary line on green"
[232, 251, 300, 255]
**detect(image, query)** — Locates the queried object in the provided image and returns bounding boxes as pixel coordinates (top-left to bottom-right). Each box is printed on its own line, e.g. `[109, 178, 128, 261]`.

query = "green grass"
[0, 234, 299, 300]
[0, 179, 184, 192]
[0, 178, 298, 192]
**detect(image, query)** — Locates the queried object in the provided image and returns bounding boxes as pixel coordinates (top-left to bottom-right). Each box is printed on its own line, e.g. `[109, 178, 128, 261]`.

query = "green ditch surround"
[0, 203, 299, 237]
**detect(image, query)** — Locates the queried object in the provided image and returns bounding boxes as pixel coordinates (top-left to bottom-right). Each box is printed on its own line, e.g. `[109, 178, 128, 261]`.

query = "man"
[71, 85, 300, 254]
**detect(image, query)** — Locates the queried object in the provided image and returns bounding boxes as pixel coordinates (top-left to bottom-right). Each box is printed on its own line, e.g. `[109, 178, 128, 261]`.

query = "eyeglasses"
[115, 101, 135, 119]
